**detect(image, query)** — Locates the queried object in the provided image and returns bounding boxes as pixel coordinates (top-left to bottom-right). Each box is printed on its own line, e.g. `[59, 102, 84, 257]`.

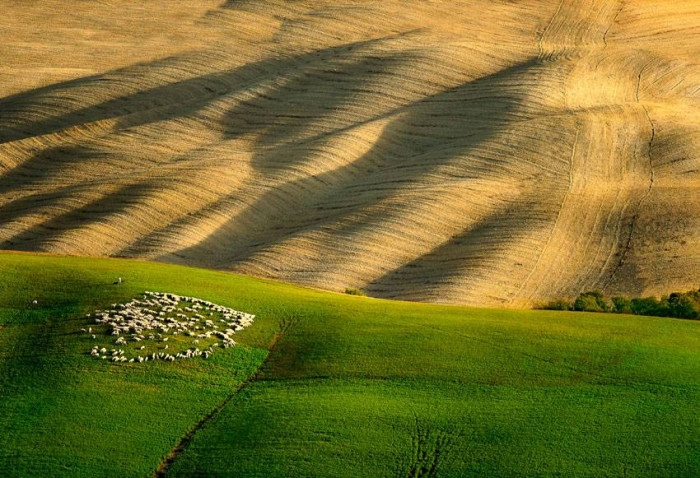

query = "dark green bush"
[540, 288, 700, 320]
[540, 299, 571, 311]
[611, 296, 632, 314]
[667, 292, 700, 319]
[344, 287, 366, 296]
[572, 291, 609, 312]
[630, 297, 667, 317]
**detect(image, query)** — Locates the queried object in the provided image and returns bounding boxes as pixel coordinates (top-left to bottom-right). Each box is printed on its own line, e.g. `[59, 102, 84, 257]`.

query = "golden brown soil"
[2, 1, 700, 306]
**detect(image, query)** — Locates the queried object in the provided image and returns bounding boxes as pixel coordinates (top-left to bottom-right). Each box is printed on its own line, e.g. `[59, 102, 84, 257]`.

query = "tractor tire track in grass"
[398, 414, 460, 478]
[152, 313, 298, 477]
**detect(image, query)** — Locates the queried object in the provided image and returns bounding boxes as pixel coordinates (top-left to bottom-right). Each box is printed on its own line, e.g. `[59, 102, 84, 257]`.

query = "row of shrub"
[541, 289, 700, 319]
[344, 287, 366, 296]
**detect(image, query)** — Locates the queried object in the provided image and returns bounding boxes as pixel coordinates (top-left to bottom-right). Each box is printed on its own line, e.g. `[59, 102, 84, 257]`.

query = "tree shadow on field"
[0, 144, 106, 197]
[0, 35, 414, 248]
[220, 52, 420, 172]
[218, 0, 239, 8]
[0, 35, 409, 147]
[0, 180, 161, 252]
[366, 188, 555, 303]
[0, 54, 244, 146]
[174, 57, 542, 271]
[115, 33, 424, 256]
[0, 305, 89, 408]
[1, 33, 553, 296]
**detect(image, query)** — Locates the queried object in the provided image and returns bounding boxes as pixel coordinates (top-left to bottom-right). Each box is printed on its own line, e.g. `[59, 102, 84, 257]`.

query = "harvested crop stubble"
[2, 1, 700, 307]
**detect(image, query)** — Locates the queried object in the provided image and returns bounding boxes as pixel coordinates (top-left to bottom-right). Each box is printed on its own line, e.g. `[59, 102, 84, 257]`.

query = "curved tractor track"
[2, 0, 700, 307]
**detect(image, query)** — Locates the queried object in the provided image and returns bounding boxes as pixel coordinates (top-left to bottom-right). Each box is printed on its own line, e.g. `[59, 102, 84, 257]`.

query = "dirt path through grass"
[152, 329, 288, 477]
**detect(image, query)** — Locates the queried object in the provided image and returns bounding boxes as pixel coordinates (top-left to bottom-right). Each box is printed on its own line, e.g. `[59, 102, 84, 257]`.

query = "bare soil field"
[2, 1, 700, 306]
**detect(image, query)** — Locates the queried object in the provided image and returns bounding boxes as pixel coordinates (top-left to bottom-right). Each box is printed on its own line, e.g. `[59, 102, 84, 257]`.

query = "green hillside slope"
[1, 252, 699, 476]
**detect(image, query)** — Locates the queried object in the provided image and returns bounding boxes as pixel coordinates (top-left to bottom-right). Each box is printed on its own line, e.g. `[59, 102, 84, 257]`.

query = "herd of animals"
[81, 291, 255, 363]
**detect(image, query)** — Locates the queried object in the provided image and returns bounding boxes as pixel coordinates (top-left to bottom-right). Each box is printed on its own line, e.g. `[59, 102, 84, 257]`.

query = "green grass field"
[1, 252, 699, 477]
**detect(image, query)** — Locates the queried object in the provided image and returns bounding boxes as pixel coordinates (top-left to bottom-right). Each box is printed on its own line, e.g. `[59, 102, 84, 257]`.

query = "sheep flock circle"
[82, 291, 255, 363]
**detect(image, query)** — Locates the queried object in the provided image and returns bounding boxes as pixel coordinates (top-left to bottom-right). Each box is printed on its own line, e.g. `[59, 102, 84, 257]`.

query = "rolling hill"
[2, 1, 700, 306]
[2, 252, 700, 476]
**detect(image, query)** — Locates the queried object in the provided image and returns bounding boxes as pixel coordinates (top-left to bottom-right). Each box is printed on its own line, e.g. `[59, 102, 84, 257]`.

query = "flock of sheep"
[83, 291, 255, 363]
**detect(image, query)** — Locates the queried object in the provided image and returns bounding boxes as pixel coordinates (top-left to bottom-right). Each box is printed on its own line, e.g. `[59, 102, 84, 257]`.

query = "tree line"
[541, 289, 700, 319]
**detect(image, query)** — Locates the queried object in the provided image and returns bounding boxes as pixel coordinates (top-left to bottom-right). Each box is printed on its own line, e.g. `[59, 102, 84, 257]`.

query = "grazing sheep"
[86, 291, 255, 364]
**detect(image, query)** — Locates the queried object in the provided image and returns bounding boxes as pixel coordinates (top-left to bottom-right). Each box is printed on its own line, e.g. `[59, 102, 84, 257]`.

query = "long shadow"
[174, 58, 543, 270]
[0, 35, 413, 245]
[0, 183, 91, 224]
[0, 35, 410, 146]
[0, 63, 237, 147]
[366, 189, 558, 303]
[220, 53, 419, 172]
[2, 37, 554, 297]
[0, 180, 161, 251]
[0, 144, 106, 197]
[0, 53, 191, 143]
[0, 51, 258, 145]
[218, 0, 239, 8]
[0, 311, 86, 397]
[118, 36, 423, 257]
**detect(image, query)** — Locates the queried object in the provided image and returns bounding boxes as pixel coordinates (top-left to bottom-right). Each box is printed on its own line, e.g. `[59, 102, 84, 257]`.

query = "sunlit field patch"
[3, 253, 700, 477]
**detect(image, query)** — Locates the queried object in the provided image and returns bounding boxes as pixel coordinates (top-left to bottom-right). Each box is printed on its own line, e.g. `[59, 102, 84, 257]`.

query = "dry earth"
[2, 1, 700, 307]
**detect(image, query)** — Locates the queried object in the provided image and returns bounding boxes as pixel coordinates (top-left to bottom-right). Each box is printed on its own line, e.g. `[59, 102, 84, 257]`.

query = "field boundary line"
[151, 329, 288, 477]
